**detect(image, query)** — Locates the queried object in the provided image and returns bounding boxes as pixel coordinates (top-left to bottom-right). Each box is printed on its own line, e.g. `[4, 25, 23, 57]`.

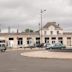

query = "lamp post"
[17, 24, 19, 53]
[40, 9, 46, 44]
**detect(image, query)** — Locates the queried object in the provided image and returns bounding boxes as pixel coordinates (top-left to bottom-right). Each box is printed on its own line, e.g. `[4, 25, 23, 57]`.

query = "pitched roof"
[43, 22, 62, 30]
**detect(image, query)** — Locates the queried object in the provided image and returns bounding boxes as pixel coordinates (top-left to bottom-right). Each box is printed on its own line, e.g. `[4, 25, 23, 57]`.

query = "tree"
[25, 28, 33, 33]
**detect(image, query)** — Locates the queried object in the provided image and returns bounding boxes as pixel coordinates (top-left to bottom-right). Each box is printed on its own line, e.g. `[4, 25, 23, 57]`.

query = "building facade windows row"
[7, 37, 63, 47]
[7, 36, 72, 48]
[44, 31, 60, 35]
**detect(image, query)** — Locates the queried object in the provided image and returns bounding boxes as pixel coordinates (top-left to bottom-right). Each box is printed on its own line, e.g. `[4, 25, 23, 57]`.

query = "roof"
[0, 32, 39, 36]
[0, 32, 72, 36]
[43, 22, 62, 30]
[63, 32, 72, 35]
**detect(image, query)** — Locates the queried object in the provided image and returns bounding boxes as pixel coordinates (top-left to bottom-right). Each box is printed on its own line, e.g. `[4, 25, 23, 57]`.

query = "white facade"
[40, 26, 63, 36]
[39, 22, 72, 48]
[0, 22, 72, 48]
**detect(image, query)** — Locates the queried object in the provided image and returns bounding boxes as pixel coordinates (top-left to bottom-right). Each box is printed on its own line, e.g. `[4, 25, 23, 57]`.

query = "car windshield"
[47, 43, 50, 45]
[0, 43, 5, 47]
[54, 43, 62, 46]
[2, 44, 5, 47]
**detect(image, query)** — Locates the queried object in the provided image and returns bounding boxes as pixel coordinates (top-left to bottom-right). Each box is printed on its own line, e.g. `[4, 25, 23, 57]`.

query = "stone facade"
[0, 22, 72, 48]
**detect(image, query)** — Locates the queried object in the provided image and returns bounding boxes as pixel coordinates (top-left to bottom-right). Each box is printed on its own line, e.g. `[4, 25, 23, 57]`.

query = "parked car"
[0, 43, 7, 52]
[44, 43, 53, 50]
[35, 43, 44, 48]
[46, 43, 66, 50]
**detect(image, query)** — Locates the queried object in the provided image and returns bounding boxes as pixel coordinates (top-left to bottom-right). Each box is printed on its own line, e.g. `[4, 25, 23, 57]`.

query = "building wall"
[38, 24, 72, 48]
[0, 33, 72, 48]
[0, 24, 72, 48]
[40, 26, 63, 36]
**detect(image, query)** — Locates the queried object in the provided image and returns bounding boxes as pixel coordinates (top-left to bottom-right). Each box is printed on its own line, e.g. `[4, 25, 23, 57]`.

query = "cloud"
[0, 0, 71, 32]
[69, 0, 72, 6]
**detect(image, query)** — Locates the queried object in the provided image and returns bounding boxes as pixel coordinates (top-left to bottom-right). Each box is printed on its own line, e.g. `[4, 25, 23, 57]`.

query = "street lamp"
[40, 9, 46, 44]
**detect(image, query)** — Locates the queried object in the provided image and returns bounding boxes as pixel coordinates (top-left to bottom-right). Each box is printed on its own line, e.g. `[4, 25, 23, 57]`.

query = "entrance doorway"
[8, 38, 14, 48]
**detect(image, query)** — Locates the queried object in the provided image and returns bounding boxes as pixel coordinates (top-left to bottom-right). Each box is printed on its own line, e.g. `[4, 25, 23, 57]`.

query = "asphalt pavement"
[0, 50, 72, 72]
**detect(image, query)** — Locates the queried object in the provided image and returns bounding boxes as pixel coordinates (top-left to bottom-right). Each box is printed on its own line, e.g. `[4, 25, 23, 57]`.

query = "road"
[0, 49, 72, 72]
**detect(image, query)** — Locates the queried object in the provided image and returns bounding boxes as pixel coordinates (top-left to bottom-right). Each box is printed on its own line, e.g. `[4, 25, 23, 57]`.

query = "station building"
[0, 22, 72, 48]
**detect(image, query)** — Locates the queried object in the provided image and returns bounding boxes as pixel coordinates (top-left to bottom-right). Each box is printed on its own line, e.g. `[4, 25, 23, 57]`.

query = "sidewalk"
[21, 50, 72, 59]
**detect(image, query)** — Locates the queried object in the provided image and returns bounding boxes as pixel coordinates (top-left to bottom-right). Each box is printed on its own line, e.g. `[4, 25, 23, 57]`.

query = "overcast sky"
[0, 0, 72, 32]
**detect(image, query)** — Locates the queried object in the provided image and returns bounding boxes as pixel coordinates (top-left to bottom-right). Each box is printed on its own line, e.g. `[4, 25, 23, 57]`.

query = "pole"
[0, 24, 1, 33]
[40, 9, 43, 44]
[8, 26, 10, 48]
[17, 24, 19, 53]
[40, 9, 42, 44]
[40, 9, 46, 44]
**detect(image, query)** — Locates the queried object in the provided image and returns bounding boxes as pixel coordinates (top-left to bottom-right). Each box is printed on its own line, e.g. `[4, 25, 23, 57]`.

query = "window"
[27, 37, 31, 44]
[58, 37, 63, 44]
[57, 31, 59, 34]
[67, 37, 71, 46]
[45, 37, 49, 43]
[36, 41, 40, 45]
[36, 37, 40, 44]
[52, 37, 56, 40]
[45, 37, 49, 40]
[0, 40, 5, 43]
[18, 38, 23, 45]
[27, 41, 29, 44]
[9, 38, 14, 40]
[52, 41, 55, 44]
[36, 37, 40, 40]
[58, 37, 63, 40]
[67, 37, 71, 39]
[50, 31, 53, 35]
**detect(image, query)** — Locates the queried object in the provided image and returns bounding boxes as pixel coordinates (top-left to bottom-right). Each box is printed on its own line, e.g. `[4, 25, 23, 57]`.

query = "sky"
[0, 0, 72, 32]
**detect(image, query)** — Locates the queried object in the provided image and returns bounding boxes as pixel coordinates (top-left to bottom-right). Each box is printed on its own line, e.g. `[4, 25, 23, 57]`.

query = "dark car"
[44, 43, 52, 50]
[35, 43, 44, 48]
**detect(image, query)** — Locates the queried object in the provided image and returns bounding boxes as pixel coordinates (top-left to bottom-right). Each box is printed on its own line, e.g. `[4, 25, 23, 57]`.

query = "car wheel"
[50, 48, 52, 50]
[1, 49, 5, 52]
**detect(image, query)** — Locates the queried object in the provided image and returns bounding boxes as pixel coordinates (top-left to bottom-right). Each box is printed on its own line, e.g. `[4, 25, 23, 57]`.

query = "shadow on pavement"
[48, 49, 72, 52]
